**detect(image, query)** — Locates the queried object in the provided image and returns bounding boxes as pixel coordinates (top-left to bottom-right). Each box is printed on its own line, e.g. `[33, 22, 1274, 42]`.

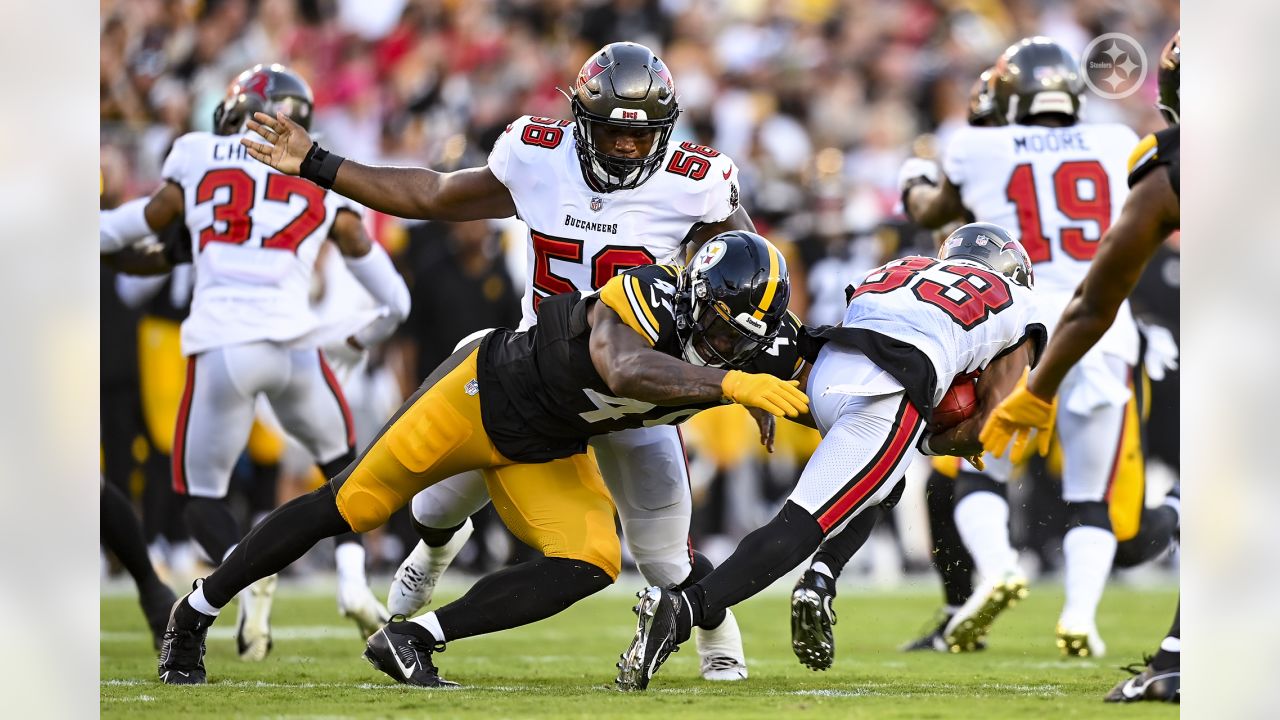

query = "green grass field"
[102, 579, 1178, 718]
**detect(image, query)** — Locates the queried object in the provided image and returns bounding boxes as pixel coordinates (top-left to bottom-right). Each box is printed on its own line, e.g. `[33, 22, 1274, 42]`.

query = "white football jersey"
[943, 123, 1137, 294]
[487, 115, 741, 327]
[161, 131, 361, 355]
[942, 122, 1139, 364]
[843, 256, 1043, 406]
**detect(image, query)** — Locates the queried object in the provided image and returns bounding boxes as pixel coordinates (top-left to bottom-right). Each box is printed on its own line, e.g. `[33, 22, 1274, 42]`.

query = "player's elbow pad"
[100, 198, 153, 253]
[343, 242, 411, 322]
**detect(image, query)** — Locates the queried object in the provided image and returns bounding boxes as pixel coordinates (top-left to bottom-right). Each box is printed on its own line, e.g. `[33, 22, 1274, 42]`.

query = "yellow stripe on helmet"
[752, 241, 782, 320]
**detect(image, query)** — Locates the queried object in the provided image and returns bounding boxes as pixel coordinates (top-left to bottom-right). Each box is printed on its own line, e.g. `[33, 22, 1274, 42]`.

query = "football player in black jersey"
[983, 31, 1180, 704]
[157, 231, 808, 686]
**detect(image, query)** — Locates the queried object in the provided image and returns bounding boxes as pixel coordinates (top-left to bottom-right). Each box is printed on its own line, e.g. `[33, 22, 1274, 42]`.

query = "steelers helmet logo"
[1080, 32, 1148, 100]
[693, 239, 728, 270]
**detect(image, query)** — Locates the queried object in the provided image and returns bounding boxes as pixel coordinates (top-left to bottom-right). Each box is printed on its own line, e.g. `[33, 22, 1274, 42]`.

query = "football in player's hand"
[928, 376, 977, 433]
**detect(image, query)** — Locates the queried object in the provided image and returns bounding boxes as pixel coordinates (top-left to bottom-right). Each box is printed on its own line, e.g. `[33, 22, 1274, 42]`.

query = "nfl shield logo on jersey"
[590, 196, 604, 212]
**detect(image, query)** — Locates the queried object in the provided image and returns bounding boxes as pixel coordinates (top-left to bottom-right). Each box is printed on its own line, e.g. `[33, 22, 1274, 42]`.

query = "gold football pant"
[332, 342, 621, 578]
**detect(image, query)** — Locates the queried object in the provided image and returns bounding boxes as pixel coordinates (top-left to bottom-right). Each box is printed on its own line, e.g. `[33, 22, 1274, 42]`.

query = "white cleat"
[942, 570, 1028, 652]
[696, 607, 748, 681]
[236, 574, 278, 661]
[1056, 622, 1107, 658]
[338, 582, 390, 639]
[387, 518, 474, 617]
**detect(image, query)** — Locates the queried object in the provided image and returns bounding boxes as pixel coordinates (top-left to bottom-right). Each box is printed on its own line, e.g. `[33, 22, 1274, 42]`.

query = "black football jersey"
[477, 264, 805, 463]
[1127, 125, 1179, 197]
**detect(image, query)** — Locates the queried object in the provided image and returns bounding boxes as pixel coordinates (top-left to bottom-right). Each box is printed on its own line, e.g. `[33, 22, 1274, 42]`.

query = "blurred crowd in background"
[100, 0, 1180, 585]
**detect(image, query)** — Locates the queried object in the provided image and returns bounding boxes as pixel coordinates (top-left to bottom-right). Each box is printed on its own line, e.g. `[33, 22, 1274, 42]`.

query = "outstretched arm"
[330, 210, 412, 349]
[587, 300, 808, 417]
[100, 182, 184, 254]
[241, 111, 516, 221]
[1027, 167, 1180, 399]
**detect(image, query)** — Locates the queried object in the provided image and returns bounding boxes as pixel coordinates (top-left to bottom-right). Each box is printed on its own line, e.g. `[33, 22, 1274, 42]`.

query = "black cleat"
[1104, 656, 1179, 703]
[364, 619, 459, 688]
[900, 609, 987, 653]
[790, 569, 837, 671]
[157, 588, 215, 685]
[616, 586, 686, 691]
[140, 581, 178, 651]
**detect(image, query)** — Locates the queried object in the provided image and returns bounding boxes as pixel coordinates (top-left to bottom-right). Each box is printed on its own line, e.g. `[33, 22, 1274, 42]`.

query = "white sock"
[811, 561, 834, 579]
[335, 542, 368, 587]
[954, 491, 1018, 582]
[1060, 525, 1117, 628]
[1160, 636, 1180, 653]
[411, 611, 446, 643]
[188, 583, 222, 616]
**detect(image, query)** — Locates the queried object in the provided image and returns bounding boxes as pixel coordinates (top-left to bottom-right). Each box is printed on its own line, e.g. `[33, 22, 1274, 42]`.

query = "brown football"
[929, 376, 978, 432]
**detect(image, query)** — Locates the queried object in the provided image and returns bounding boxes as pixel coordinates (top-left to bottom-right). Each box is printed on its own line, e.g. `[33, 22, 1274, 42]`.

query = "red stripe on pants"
[816, 402, 920, 532]
[171, 356, 197, 494]
[318, 351, 356, 450]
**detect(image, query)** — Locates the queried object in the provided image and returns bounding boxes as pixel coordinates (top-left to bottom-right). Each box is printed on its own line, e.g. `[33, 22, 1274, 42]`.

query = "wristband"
[916, 431, 940, 456]
[299, 142, 345, 189]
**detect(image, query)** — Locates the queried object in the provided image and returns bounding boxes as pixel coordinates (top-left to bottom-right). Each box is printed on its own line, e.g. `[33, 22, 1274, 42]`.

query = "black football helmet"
[1157, 31, 1180, 126]
[991, 37, 1084, 125]
[938, 222, 1034, 289]
[563, 42, 680, 192]
[968, 67, 1004, 127]
[213, 63, 314, 135]
[676, 231, 790, 368]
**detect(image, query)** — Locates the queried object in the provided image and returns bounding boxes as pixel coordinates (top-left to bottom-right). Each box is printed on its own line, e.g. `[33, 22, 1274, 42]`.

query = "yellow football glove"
[722, 370, 809, 418]
[964, 454, 986, 472]
[979, 368, 1057, 460]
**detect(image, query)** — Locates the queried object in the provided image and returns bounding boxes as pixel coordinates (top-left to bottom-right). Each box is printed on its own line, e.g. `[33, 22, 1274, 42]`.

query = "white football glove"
[897, 157, 940, 194]
[1137, 320, 1179, 381]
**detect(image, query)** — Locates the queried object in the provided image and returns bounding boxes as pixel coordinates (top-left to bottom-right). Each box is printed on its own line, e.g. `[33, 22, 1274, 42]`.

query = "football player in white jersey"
[239, 40, 752, 676]
[616, 222, 1045, 691]
[983, 32, 1181, 703]
[894, 38, 1141, 657]
[241, 42, 756, 680]
[99, 64, 409, 662]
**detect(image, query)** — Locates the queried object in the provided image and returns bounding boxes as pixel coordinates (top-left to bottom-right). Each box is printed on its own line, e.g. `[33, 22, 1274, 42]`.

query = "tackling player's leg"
[159, 341, 503, 685]
[368, 452, 620, 687]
